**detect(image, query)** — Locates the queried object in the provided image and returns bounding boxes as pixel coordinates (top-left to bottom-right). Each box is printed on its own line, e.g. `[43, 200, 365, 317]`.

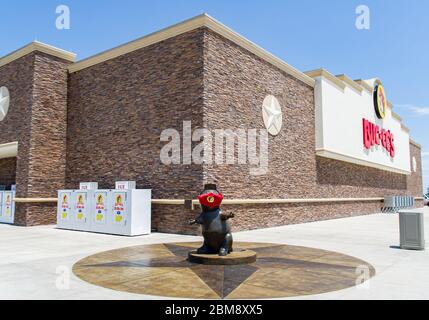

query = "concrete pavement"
[0, 206, 428, 300]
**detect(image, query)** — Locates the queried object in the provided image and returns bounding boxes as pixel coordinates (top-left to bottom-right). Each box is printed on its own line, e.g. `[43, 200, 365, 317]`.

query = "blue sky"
[1, 0, 428, 193]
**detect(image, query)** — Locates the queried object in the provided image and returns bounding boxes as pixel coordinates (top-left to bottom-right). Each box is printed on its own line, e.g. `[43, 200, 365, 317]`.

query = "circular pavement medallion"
[73, 242, 375, 299]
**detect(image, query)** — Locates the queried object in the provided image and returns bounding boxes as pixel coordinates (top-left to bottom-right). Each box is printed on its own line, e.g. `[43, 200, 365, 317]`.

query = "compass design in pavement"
[73, 242, 375, 299]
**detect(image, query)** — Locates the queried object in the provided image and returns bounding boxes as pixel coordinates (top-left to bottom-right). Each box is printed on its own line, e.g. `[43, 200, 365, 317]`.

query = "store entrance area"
[0, 155, 16, 225]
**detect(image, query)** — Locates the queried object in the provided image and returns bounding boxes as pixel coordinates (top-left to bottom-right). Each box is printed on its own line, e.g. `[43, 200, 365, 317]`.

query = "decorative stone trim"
[0, 41, 76, 68]
[67, 14, 315, 87]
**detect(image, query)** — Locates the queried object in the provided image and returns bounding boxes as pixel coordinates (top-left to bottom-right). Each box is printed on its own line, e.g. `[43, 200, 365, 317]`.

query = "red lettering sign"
[362, 118, 395, 158]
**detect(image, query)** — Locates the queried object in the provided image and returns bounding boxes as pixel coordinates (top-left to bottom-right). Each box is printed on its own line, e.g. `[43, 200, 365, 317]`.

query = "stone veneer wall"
[200, 29, 424, 232]
[66, 29, 206, 232]
[408, 142, 424, 200]
[64, 27, 423, 235]
[0, 52, 70, 226]
[0, 157, 16, 187]
[0, 54, 34, 201]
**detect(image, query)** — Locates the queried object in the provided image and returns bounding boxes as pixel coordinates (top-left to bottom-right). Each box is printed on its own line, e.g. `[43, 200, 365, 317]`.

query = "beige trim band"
[306, 70, 379, 97]
[305, 68, 345, 90]
[392, 112, 402, 122]
[152, 199, 185, 205]
[0, 141, 18, 160]
[67, 14, 315, 87]
[13, 197, 384, 205]
[0, 41, 76, 68]
[336, 74, 363, 93]
[354, 79, 373, 94]
[14, 198, 58, 203]
[410, 139, 422, 148]
[401, 124, 410, 133]
[215, 198, 384, 204]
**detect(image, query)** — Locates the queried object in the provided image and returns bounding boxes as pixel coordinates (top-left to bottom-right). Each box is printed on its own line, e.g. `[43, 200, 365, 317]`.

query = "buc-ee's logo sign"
[374, 83, 387, 119]
[362, 82, 395, 158]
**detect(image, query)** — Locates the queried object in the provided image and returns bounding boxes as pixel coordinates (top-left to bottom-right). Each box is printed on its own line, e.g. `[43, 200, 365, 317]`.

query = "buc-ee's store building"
[0, 15, 423, 235]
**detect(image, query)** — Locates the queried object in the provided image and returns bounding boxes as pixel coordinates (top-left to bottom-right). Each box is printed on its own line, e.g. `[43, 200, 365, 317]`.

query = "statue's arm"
[220, 212, 235, 220]
[189, 214, 204, 225]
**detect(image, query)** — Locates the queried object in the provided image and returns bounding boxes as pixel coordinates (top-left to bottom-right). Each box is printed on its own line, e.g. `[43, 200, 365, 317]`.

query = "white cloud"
[396, 104, 429, 116]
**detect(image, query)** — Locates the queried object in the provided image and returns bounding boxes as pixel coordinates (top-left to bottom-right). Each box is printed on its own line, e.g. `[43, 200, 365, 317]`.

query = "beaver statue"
[189, 184, 234, 256]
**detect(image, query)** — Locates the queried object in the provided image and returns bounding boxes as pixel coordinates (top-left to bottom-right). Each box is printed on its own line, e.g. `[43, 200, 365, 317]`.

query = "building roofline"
[336, 74, 363, 93]
[0, 41, 76, 68]
[354, 79, 373, 94]
[67, 14, 315, 87]
[306, 68, 416, 137]
[410, 139, 422, 148]
[305, 68, 346, 90]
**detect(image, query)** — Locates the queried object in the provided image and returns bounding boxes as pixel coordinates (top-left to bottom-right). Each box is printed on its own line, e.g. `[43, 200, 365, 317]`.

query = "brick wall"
[65, 27, 424, 234]
[0, 54, 34, 201]
[408, 142, 424, 197]
[200, 29, 424, 232]
[66, 29, 207, 231]
[2, 28, 421, 232]
[0, 52, 70, 226]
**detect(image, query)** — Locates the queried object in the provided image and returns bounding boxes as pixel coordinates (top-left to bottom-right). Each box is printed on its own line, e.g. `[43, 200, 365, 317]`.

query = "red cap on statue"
[198, 192, 224, 208]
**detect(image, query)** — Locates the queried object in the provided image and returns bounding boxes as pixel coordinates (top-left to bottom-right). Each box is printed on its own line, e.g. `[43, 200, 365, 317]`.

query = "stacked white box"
[90, 190, 111, 233]
[73, 190, 93, 232]
[107, 189, 151, 236]
[57, 183, 151, 236]
[57, 190, 74, 230]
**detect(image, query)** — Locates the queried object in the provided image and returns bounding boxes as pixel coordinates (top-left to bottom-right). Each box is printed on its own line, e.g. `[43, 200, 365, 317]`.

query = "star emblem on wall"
[0, 87, 10, 121]
[262, 95, 283, 136]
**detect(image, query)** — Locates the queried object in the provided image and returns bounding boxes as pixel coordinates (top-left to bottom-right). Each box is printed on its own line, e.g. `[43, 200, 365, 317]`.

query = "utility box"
[57, 185, 151, 237]
[91, 190, 110, 231]
[90, 189, 151, 236]
[57, 190, 74, 229]
[0, 191, 15, 224]
[399, 209, 425, 250]
[107, 189, 151, 236]
[73, 190, 93, 232]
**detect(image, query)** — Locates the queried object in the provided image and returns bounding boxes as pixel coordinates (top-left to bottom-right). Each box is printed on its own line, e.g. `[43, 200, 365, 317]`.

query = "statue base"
[188, 250, 257, 265]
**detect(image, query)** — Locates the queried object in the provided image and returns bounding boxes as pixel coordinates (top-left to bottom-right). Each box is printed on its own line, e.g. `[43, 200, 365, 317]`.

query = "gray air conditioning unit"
[399, 209, 425, 250]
